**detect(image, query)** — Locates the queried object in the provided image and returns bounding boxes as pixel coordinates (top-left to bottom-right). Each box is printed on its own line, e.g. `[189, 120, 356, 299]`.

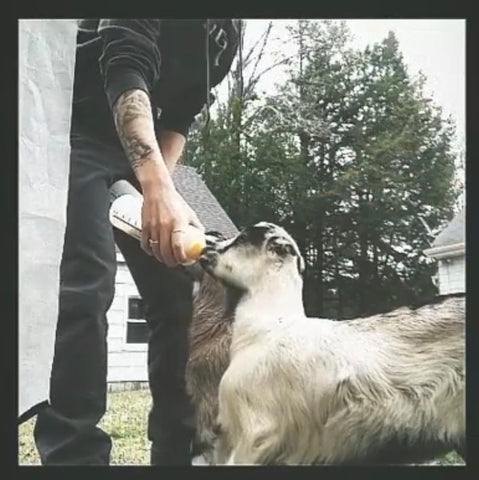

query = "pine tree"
[186, 20, 461, 318]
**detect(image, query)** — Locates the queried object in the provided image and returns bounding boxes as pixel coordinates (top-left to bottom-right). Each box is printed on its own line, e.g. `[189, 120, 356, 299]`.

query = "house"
[424, 209, 465, 296]
[106, 165, 238, 388]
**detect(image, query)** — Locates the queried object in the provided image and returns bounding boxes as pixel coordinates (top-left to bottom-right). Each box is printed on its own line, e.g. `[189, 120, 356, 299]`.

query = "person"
[33, 19, 239, 465]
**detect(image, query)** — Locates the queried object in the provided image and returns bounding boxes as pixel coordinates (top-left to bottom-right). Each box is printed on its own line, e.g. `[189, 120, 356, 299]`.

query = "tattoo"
[123, 135, 154, 169]
[113, 90, 157, 170]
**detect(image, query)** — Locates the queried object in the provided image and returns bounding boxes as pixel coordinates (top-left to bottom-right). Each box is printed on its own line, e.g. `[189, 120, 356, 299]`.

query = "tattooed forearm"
[113, 89, 159, 170]
[123, 136, 155, 168]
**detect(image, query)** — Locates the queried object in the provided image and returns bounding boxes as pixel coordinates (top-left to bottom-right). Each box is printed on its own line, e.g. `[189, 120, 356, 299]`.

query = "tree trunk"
[333, 231, 343, 319]
[358, 191, 369, 315]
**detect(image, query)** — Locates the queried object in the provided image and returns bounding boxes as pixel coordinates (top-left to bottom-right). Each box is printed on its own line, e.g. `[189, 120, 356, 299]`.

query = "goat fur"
[185, 225, 465, 465]
[215, 295, 465, 465]
[185, 270, 233, 461]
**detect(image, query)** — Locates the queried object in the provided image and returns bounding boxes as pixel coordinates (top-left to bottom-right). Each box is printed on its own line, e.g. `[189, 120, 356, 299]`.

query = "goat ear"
[267, 236, 296, 258]
[297, 255, 305, 275]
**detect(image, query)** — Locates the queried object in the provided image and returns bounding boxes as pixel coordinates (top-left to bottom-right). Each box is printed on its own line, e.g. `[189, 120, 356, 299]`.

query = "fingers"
[171, 227, 188, 265]
[159, 221, 176, 267]
[142, 228, 163, 262]
[149, 236, 163, 262]
[141, 222, 183, 267]
[140, 222, 164, 263]
[139, 191, 204, 267]
[141, 229, 155, 257]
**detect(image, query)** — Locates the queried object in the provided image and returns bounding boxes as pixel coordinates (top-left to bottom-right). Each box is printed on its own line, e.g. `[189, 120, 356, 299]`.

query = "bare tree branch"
[247, 22, 273, 83]
[244, 54, 296, 98]
[243, 21, 273, 66]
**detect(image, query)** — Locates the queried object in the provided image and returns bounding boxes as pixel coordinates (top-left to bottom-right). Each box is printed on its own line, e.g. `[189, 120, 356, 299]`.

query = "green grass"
[18, 389, 465, 466]
[435, 451, 464, 466]
[18, 389, 152, 466]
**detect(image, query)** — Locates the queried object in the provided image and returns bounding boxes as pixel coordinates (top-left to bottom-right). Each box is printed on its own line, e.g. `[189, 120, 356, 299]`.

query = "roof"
[172, 165, 239, 237]
[431, 209, 465, 248]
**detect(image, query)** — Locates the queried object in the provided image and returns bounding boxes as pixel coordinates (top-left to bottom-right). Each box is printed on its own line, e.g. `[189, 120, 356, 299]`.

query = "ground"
[18, 389, 151, 465]
[18, 389, 464, 466]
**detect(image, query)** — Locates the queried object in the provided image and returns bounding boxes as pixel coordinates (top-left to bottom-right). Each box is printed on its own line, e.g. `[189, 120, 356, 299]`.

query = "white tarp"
[18, 19, 78, 417]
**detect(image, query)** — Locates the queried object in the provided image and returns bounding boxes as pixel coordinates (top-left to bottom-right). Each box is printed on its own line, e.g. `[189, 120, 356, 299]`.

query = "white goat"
[200, 222, 465, 465]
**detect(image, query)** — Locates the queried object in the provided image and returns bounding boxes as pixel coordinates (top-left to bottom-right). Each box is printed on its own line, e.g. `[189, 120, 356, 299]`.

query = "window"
[126, 297, 149, 344]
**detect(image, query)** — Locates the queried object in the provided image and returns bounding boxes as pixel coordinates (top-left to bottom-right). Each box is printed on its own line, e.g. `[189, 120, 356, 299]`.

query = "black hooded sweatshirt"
[72, 19, 239, 143]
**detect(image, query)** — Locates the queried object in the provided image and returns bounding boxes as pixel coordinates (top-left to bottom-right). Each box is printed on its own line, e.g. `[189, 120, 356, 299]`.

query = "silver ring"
[149, 239, 159, 245]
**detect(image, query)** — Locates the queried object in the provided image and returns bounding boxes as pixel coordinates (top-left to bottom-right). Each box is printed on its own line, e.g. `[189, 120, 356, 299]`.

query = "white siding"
[107, 349, 148, 382]
[116, 266, 135, 285]
[107, 362, 148, 382]
[437, 255, 465, 295]
[106, 261, 148, 383]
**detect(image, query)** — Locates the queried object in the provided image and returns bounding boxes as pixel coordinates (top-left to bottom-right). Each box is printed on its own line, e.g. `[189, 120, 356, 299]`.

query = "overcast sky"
[234, 19, 465, 153]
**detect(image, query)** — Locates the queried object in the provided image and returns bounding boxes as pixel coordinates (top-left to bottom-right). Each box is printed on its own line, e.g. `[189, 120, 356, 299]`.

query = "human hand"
[140, 183, 204, 267]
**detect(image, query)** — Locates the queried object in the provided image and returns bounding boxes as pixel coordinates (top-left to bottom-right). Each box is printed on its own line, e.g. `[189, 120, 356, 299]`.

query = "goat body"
[185, 270, 233, 461]
[199, 222, 465, 465]
[218, 294, 465, 465]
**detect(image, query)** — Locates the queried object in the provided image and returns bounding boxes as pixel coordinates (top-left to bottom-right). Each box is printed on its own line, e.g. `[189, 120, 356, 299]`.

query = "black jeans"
[33, 124, 195, 465]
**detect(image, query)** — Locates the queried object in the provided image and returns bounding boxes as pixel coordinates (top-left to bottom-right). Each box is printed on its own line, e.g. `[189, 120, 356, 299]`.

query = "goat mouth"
[199, 249, 218, 272]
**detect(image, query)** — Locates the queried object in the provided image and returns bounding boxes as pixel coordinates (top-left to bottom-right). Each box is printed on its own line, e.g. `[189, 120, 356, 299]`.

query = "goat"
[184, 232, 235, 463]
[199, 222, 465, 465]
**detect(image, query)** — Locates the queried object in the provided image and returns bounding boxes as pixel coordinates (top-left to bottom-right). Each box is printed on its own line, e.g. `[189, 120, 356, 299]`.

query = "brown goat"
[185, 267, 233, 462]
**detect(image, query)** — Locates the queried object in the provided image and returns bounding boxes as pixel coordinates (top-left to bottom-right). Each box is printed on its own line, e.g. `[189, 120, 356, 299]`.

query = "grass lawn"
[18, 389, 465, 466]
[18, 389, 152, 466]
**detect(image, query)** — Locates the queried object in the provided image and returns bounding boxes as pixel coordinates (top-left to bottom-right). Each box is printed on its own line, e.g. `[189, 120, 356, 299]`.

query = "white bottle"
[109, 180, 206, 265]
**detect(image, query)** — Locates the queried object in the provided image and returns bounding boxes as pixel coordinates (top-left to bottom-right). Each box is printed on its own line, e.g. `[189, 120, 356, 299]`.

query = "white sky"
[228, 19, 465, 153]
